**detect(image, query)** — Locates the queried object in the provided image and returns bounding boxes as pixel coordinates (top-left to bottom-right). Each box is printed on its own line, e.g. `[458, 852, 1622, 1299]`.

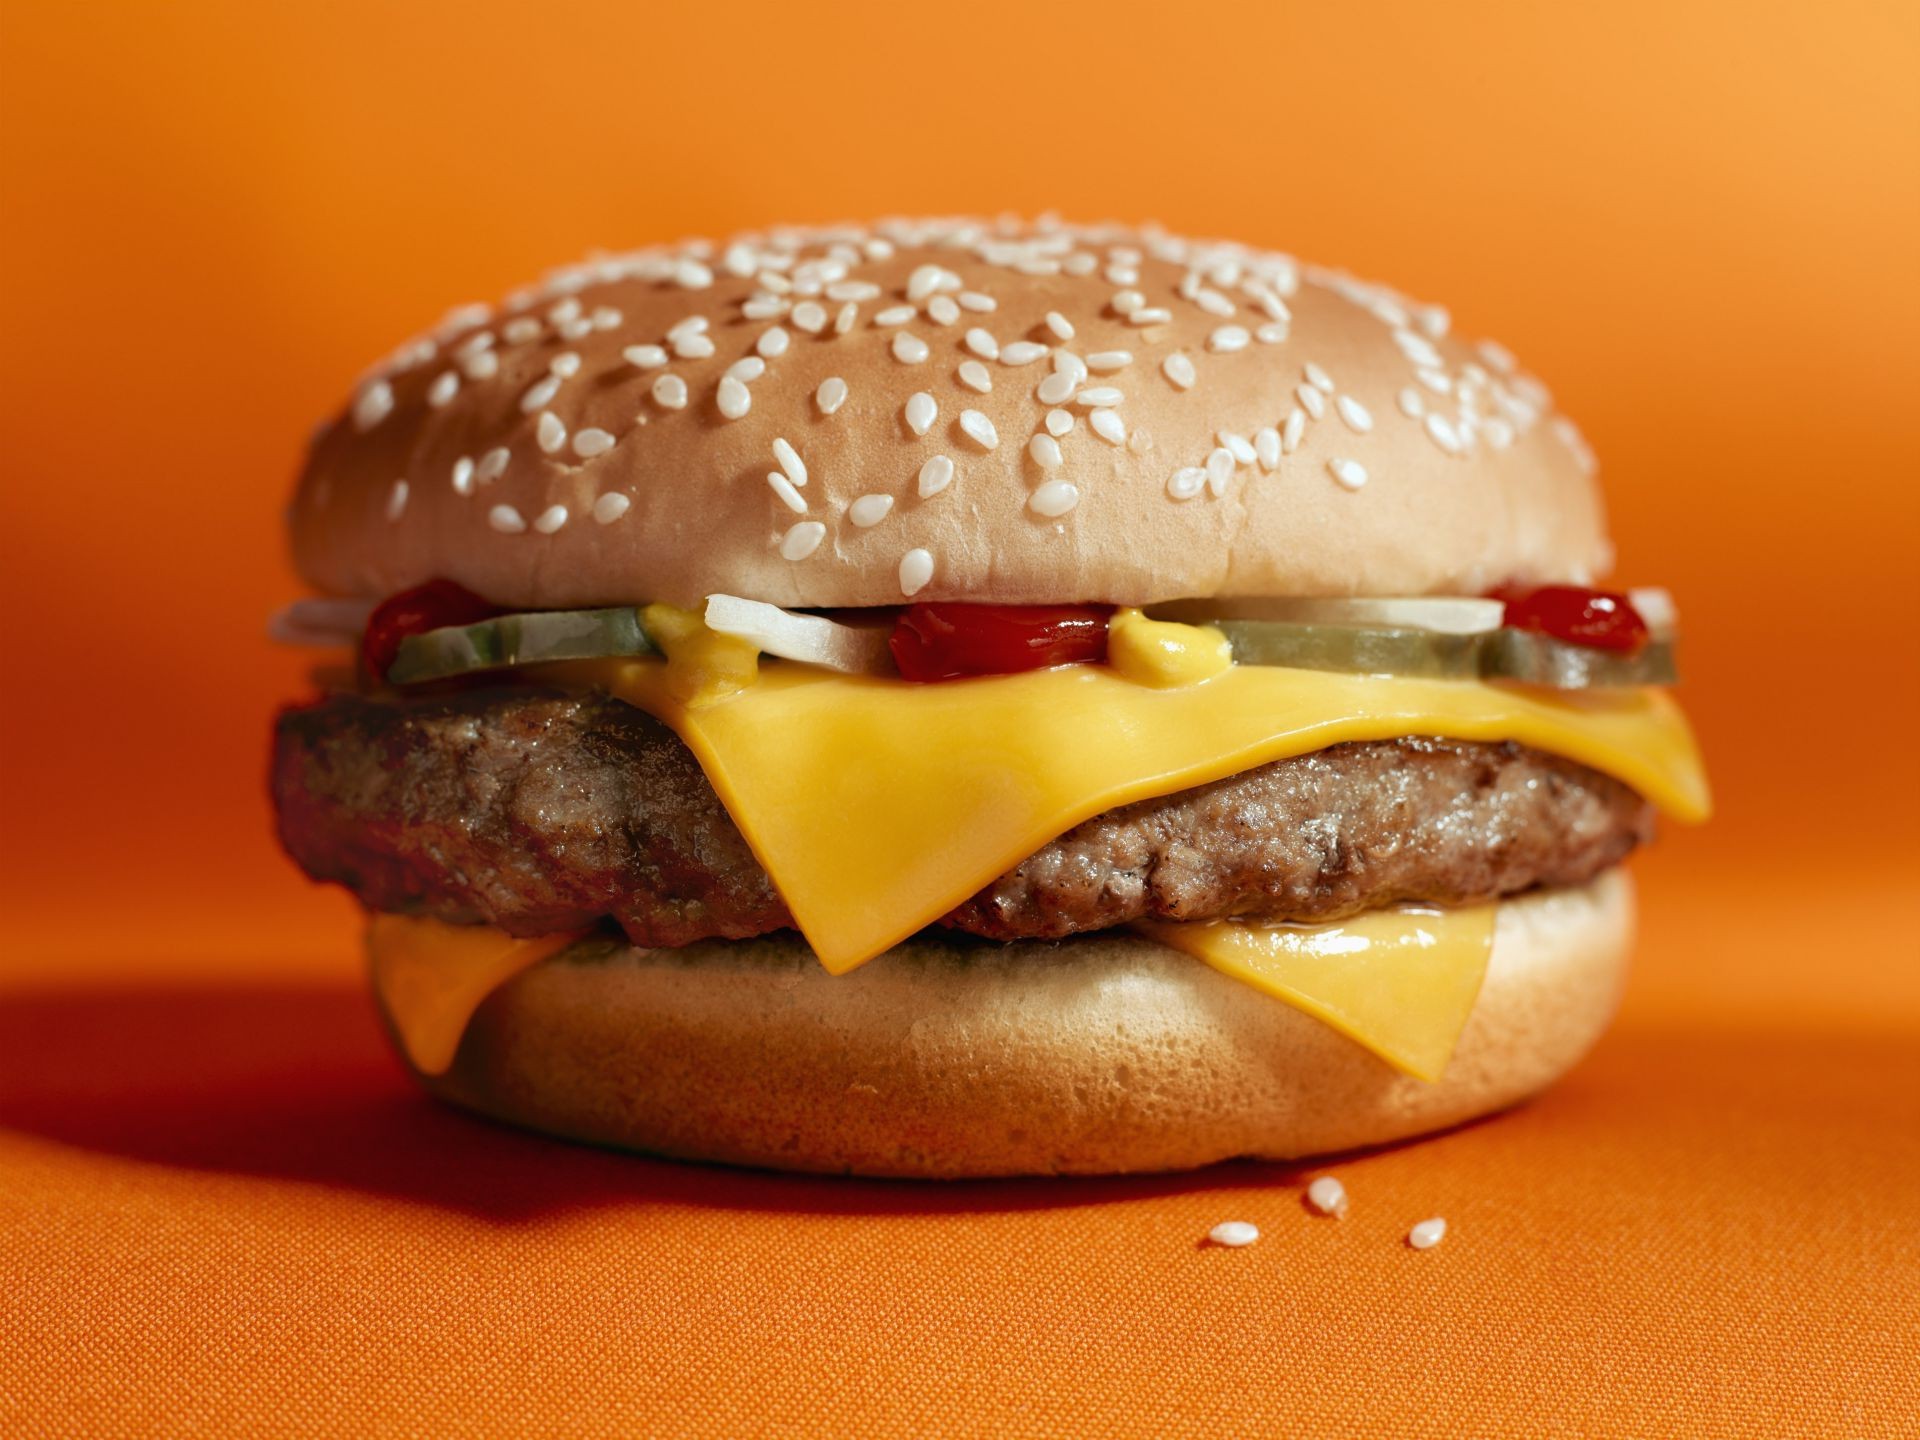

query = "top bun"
[290, 218, 1609, 609]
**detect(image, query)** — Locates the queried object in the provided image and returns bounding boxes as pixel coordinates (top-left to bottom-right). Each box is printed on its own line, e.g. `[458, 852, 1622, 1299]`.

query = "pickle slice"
[1213, 621, 1486, 679]
[1212, 620, 1677, 688]
[387, 607, 656, 684]
[1486, 631, 1677, 688]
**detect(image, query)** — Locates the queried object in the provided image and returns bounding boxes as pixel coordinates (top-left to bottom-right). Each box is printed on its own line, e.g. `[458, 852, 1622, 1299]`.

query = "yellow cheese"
[1137, 906, 1496, 1081]
[580, 659, 1708, 973]
[366, 914, 585, 1074]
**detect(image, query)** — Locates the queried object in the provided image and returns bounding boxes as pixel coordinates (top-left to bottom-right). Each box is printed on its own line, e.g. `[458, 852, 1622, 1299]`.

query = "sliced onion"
[1627, 587, 1677, 638]
[703, 594, 895, 674]
[268, 597, 377, 646]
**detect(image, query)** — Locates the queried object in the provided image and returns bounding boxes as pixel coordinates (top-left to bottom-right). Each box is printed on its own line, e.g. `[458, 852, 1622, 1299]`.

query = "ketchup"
[889, 603, 1112, 682]
[1499, 585, 1649, 654]
[361, 579, 499, 682]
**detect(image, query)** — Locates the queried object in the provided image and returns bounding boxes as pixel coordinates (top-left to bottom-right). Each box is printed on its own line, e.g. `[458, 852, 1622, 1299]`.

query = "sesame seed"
[1295, 383, 1326, 420]
[1206, 447, 1235, 497]
[1086, 350, 1132, 372]
[1478, 339, 1517, 374]
[488, 504, 526, 534]
[791, 301, 828, 334]
[463, 350, 499, 379]
[451, 457, 476, 495]
[780, 521, 826, 561]
[1417, 368, 1453, 395]
[1398, 386, 1425, 418]
[1045, 311, 1075, 340]
[1282, 409, 1306, 453]
[957, 291, 996, 312]
[925, 294, 960, 326]
[1162, 353, 1197, 390]
[768, 472, 807, 513]
[1207, 1222, 1258, 1248]
[1073, 386, 1122, 407]
[717, 376, 752, 420]
[728, 356, 767, 383]
[502, 318, 541, 344]
[591, 306, 622, 330]
[385, 479, 408, 521]
[573, 427, 616, 458]
[834, 302, 858, 335]
[1336, 395, 1374, 433]
[815, 377, 849, 415]
[352, 381, 393, 431]
[898, 548, 935, 596]
[674, 259, 713, 289]
[1305, 362, 1334, 392]
[892, 332, 930, 364]
[1305, 1176, 1349, 1217]
[592, 492, 631, 525]
[958, 410, 999, 450]
[536, 412, 567, 453]
[1254, 427, 1281, 471]
[772, 437, 807, 486]
[478, 447, 510, 481]
[741, 297, 788, 321]
[905, 392, 938, 436]
[849, 493, 894, 527]
[533, 504, 568, 534]
[1167, 467, 1207, 500]
[1255, 322, 1289, 344]
[1111, 289, 1144, 315]
[1328, 457, 1368, 489]
[549, 352, 583, 378]
[1219, 431, 1257, 465]
[964, 328, 1000, 361]
[674, 333, 716, 360]
[1046, 409, 1074, 438]
[521, 375, 561, 413]
[1208, 325, 1251, 353]
[917, 454, 954, 497]
[1408, 1218, 1448, 1250]
[757, 327, 791, 359]
[550, 297, 583, 324]
[1089, 409, 1126, 445]
[1028, 432, 1063, 469]
[1032, 372, 1072, 406]
[1052, 349, 1089, 384]
[652, 375, 688, 410]
[827, 280, 881, 302]
[958, 360, 993, 394]
[907, 264, 945, 302]
[1129, 307, 1172, 326]
[1483, 417, 1516, 449]
[427, 372, 460, 408]
[874, 305, 916, 326]
[1000, 341, 1047, 366]
[1029, 480, 1079, 517]
[625, 344, 669, 370]
[1425, 413, 1464, 454]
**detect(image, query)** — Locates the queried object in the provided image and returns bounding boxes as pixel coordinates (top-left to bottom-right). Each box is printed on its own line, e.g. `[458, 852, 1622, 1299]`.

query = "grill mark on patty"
[273, 687, 1653, 947]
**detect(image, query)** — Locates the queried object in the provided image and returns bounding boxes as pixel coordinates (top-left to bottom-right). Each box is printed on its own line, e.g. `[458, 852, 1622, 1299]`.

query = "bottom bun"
[410, 873, 1632, 1178]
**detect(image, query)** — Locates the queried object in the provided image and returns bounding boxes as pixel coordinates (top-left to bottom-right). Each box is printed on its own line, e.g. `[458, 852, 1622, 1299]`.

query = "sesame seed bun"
[292, 219, 1609, 610]
[407, 874, 1631, 1178]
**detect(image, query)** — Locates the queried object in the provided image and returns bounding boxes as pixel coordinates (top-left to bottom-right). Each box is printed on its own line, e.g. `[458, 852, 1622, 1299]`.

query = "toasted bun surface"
[407, 875, 1631, 1178]
[294, 219, 1608, 610]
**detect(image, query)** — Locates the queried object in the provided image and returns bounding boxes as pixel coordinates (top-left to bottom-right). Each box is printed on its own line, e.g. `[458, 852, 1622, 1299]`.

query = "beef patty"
[273, 687, 1653, 946]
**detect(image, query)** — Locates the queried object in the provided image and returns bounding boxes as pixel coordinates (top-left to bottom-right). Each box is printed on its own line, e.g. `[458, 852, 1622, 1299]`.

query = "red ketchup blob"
[889, 603, 1113, 682]
[361, 580, 500, 682]
[1499, 585, 1649, 653]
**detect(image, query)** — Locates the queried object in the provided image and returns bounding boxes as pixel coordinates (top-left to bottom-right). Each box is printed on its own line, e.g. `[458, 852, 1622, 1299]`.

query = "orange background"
[2, 2, 1916, 1435]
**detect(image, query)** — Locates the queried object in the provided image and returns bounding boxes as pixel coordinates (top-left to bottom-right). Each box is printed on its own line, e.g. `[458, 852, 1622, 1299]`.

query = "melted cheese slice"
[367, 914, 585, 1074]
[586, 661, 1708, 973]
[1137, 906, 1496, 1081]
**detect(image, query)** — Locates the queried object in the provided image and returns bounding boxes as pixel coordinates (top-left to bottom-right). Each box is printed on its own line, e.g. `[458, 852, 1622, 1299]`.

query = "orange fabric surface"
[3, 0, 1919, 1434]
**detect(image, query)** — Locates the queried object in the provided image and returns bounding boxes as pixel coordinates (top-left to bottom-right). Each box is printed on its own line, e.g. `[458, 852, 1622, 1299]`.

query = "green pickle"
[387, 606, 655, 684]
[1211, 619, 1675, 688]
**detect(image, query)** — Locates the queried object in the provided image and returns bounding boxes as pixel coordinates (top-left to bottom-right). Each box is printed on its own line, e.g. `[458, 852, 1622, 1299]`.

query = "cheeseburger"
[272, 218, 1708, 1177]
